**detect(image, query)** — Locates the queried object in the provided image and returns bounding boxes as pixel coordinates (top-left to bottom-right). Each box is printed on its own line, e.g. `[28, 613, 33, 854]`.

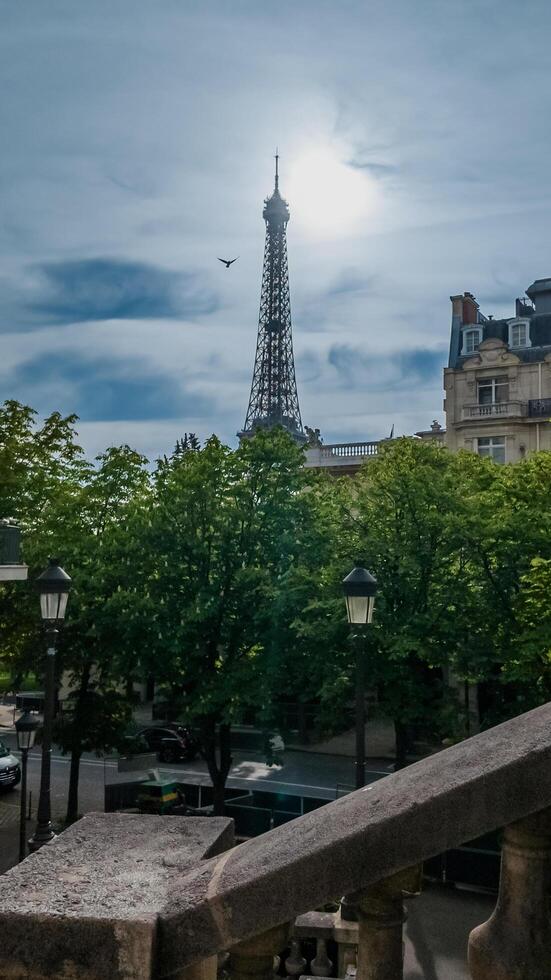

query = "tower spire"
[240, 156, 305, 444]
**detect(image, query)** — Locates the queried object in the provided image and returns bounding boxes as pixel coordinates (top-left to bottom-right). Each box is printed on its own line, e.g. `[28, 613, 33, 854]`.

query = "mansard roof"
[449, 314, 551, 369]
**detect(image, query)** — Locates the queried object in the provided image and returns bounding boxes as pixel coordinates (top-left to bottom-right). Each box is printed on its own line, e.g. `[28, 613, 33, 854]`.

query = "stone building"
[445, 280, 551, 462]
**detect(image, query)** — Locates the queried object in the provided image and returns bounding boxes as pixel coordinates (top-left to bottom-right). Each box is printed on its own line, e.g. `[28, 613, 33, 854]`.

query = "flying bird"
[218, 256, 239, 268]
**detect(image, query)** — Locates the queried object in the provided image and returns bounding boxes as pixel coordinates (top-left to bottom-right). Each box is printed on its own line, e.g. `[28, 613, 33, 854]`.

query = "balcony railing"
[306, 442, 381, 468]
[461, 400, 527, 421]
[529, 397, 551, 418]
[2, 702, 551, 978]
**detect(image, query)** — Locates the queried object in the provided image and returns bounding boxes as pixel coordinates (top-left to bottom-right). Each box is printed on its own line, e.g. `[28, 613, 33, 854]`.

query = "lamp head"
[15, 710, 40, 751]
[35, 559, 72, 623]
[342, 565, 378, 625]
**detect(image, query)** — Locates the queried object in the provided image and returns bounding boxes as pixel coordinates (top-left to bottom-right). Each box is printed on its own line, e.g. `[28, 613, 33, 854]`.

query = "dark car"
[137, 725, 199, 763]
[0, 739, 21, 791]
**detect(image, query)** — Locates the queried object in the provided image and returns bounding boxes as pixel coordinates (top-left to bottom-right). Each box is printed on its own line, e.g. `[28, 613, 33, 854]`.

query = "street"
[0, 737, 388, 820]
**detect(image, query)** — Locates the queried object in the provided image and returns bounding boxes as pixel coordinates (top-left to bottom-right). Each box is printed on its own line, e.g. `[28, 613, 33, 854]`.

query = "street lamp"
[343, 566, 377, 790]
[28, 559, 71, 852]
[15, 710, 39, 862]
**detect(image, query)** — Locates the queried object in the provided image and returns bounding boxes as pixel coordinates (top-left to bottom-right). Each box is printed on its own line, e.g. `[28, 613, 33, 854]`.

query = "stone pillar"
[469, 806, 551, 979]
[229, 923, 290, 980]
[354, 866, 422, 980]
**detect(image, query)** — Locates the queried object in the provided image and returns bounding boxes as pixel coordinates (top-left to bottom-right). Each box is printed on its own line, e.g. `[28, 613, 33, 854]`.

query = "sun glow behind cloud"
[286, 147, 377, 238]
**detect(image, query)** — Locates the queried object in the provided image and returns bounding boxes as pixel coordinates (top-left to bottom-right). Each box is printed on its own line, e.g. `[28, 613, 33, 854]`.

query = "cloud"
[12, 350, 214, 423]
[346, 159, 397, 178]
[25, 258, 219, 324]
[294, 267, 379, 333]
[327, 268, 378, 297]
[327, 344, 446, 391]
[3, 0, 551, 455]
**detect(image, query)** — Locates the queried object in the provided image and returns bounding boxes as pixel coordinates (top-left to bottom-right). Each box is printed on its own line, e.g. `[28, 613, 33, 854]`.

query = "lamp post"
[15, 710, 39, 862]
[28, 559, 71, 852]
[343, 565, 377, 790]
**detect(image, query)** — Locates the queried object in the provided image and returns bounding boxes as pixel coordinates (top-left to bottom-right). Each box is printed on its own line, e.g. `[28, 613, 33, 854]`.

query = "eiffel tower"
[240, 154, 306, 443]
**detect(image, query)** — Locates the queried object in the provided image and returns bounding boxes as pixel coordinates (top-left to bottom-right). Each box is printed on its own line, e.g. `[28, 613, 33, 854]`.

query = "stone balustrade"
[304, 442, 381, 471]
[461, 401, 528, 420]
[3, 702, 551, 978]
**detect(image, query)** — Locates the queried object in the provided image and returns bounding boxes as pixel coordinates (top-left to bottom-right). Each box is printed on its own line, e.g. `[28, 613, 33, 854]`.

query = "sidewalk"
[134, 701, 403, 760]
[288, 717, 397, 758]
[4, 701, 407, 761]
[0, 703, 16, 731]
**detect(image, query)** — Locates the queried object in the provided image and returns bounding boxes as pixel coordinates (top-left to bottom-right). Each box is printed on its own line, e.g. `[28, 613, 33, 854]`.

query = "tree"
[140, 428, 313, 813]
[54, 688, 133, 822]
[41, 444, 151, 822]
[453, 450, 551, 724]
[341, 438, 468, 765]
[504, 557, 551, 706]
[0, 400, 89, 685]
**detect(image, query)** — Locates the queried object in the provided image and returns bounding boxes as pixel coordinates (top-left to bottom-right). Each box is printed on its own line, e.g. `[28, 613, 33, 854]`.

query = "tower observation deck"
[240, 155, 306, 443]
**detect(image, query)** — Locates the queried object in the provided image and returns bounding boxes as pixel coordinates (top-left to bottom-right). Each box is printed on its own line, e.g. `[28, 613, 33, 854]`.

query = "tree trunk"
[65, 663, 91, 825]
[201, 718, 233, 816]
[211, 774, 226, 817]
[297, 702, 309, 744]
[394, 720, 408, 771]
[66, 748, 82, 824]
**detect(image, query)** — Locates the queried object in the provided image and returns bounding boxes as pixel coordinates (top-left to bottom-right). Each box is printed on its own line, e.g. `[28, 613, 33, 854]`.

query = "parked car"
[0, 740, 21, 790]
[137, 725, 199, 763]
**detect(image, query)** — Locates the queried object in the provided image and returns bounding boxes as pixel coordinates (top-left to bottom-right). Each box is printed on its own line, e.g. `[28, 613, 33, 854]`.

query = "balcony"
[2, 703, 551, 979]
[461, 400, 527, 421]
[529, 397, 551, 418]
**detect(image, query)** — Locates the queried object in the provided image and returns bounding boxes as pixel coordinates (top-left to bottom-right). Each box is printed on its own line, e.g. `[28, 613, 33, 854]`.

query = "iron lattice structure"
[241, 158, 305, 443]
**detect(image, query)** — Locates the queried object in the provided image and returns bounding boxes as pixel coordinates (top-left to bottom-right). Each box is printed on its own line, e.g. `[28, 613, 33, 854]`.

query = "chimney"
[462, 292, 479, 324]
[526, 278, 551, 315]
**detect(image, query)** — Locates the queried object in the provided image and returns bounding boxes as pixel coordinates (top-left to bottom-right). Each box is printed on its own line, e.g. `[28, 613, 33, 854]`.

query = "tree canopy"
[3, 399, 551, 814]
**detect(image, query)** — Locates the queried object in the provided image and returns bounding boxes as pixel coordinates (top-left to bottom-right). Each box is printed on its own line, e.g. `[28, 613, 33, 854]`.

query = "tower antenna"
[275, 147, 279, 191]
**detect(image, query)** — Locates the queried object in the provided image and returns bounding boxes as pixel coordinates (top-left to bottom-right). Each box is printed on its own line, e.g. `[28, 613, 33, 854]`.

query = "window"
[509, 321, 529, 348]
[477, 437, 506, 464]
[463, 328, 481, 355]
[477, 377, 509, 405]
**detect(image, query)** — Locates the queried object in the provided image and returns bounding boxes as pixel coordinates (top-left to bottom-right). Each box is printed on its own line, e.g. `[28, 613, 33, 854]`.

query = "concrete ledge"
[0, 813, 234, 980]
[158, 702, 551, 974]
[4, 704, 551, 978]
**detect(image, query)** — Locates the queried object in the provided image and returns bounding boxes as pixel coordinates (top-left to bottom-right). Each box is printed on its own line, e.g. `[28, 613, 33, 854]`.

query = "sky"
[2, 0, 551, 461]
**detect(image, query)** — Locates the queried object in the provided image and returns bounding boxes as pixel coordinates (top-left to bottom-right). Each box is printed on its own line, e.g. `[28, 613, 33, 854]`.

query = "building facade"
[445, 280, 551, 462]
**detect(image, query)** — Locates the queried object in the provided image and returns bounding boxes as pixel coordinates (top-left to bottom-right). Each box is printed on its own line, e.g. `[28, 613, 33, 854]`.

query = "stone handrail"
[3, 702, 551, 978]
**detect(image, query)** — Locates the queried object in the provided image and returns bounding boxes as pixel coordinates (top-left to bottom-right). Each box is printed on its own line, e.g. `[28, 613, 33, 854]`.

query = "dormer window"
[509, 320, 530, 349]
[462, 328, 481, 355]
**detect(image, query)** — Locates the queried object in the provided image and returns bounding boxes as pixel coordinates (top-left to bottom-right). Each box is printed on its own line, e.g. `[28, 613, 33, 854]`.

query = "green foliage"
[142, 428, 312, 724]
[5, 395, 551, 804]
[54, 688, 132, 757]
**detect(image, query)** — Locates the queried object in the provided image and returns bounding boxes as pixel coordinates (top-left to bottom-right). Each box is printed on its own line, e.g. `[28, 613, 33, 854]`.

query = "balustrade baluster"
[311, 938, 333, 976]
[468, 806, 551, 979]
[229, 924, 290, 980]
[285, 938, 307, 977]
[353, 865, 421, 980]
